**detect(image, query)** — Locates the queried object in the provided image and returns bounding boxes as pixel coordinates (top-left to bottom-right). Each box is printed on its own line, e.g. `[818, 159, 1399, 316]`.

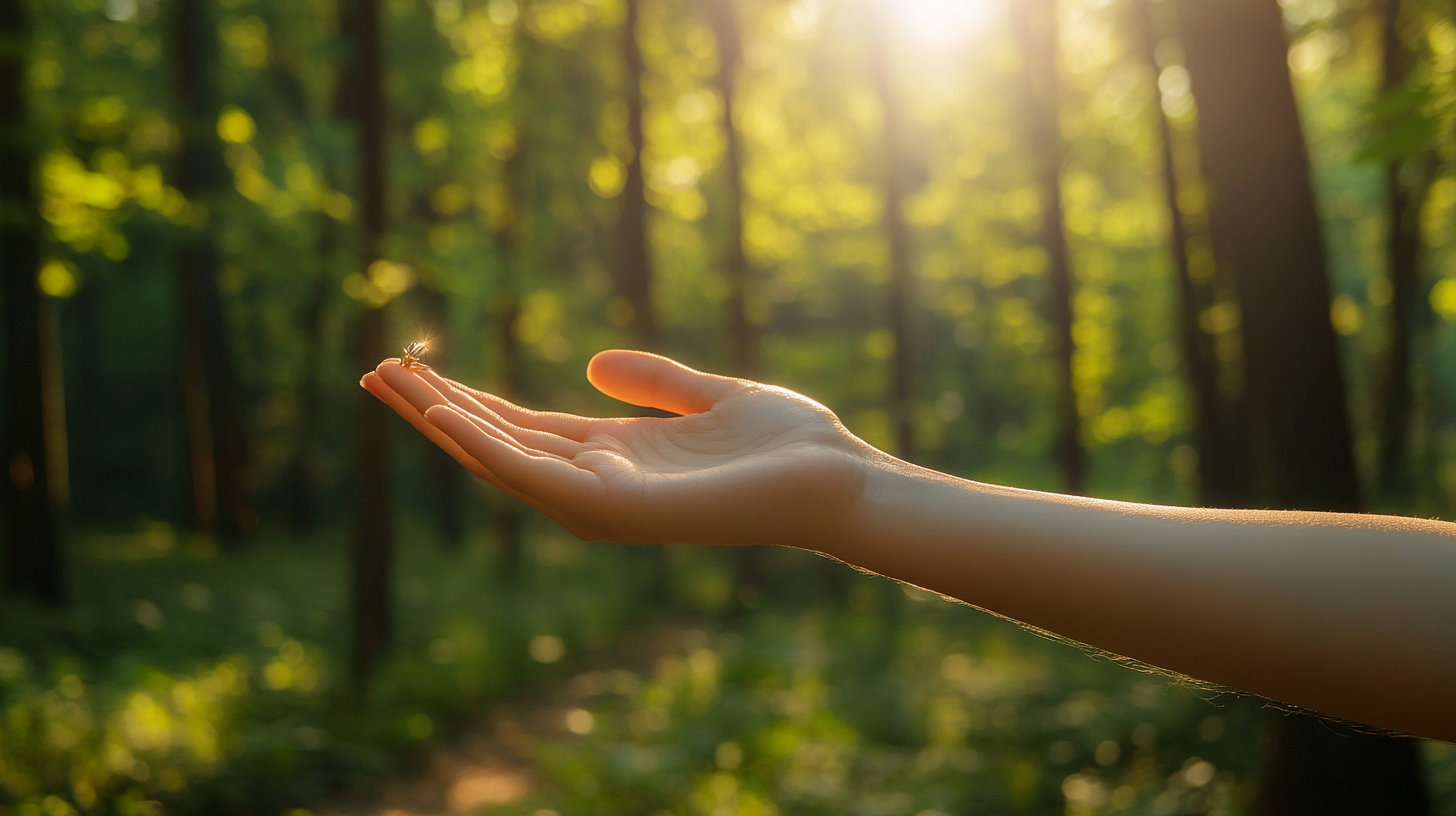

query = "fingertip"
[376, 358, 405, 377]
[423, 403, 458, 424]
[586, 349, 633, 388]
[361, 371, 388, 393]
[586, 348, 669, 392]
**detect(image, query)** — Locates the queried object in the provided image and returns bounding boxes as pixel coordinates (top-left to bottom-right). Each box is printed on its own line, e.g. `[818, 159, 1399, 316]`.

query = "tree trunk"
[1012, 0, 1084, 494]
[287, 4, 353, 534]
[705, 0, 764, 599]
[348, 0, 396, 685]
[0, 0, 64, 603]
[868, 8, 916, 462]
[705, 0, 754, 379]
[288, 229, 330, 532]
[1376, 0, 1430, 502]
[620, 0, 657, 349]
[1176, 0, 1428, 809]
[1130, 0, 1241, 507]
[481, 6, 542, 577]
[174, 0, 253, 542]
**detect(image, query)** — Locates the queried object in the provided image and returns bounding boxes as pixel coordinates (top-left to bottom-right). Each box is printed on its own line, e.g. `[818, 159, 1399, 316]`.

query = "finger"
[417, 369, 595, 442]
[426, 404, 590, 506]
[362, 372, 493, 482]
[455, 402, 586, 459]
[380, 362, 586, 458]
[586, 350, 738, 416]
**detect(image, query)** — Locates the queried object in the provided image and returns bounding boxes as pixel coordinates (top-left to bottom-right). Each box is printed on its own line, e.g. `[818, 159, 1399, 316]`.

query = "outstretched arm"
[363, 350, 1456, 741]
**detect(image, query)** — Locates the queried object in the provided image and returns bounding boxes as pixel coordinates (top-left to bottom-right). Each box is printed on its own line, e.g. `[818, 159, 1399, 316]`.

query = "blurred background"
[2, 0, 1456, 812]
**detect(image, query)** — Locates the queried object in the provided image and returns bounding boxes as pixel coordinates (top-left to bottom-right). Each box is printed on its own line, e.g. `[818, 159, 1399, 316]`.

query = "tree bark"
[1177, 0, 1428, 809]
[288, 226, 330, 532]
[287, 4, 354, 534]
[482, 5, 540, 576]
[705, 0, 765, 598]
[705, 0, 754, 379]
[1, 0, 64, 604]
[174, 0, 253, 542]
[1012, 0, 1083, 494]
[1130, 0, 1241, 507]
[868, 8, 916, 462]
[1375, 0, 1431, 502]
[620, 0, 657, 349]
[348, 0, 396, 685]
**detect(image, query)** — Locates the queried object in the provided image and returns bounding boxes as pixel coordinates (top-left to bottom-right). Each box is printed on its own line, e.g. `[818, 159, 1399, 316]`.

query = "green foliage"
[496, 571, 1269, 815]
[0, 523, 655, 814]
[8, 0, 1456, 810]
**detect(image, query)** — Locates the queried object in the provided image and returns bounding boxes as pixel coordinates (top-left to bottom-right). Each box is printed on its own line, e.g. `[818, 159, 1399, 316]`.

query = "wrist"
[818, 447, 957, 565]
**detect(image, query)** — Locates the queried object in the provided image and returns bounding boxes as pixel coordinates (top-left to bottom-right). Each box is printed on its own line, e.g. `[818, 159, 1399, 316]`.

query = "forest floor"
[314, 622, 695, 816]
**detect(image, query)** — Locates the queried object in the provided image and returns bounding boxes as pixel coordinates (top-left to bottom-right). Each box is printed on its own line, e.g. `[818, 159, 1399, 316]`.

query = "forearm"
[827, 455, 1456, 741]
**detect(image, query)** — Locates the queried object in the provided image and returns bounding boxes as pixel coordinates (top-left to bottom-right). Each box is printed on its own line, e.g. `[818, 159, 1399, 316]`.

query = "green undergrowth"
[2, 529, 1453, 816]
[0, 518, 659, 816]
[492, 563, 1456, 816]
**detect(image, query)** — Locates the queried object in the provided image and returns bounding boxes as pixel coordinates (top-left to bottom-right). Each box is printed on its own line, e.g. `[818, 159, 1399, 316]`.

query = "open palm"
[363, 350, 875, 549]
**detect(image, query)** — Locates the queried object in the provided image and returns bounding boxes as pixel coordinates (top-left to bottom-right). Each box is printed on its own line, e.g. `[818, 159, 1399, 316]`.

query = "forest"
[2, 0, 1456, 812]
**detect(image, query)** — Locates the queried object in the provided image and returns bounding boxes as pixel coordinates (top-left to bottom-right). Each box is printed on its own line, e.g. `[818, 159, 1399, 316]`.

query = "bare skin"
[363, 349, 1456, 742]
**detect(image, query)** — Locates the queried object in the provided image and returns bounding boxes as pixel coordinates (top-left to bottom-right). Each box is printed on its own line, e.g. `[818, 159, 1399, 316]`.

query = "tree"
[620, 0, 657, 348]
[867, 5, 916, 462]
[1011, 0, 1084, 494]
[486, 3, 538, 576]
[1, 0, 64, 604]
[705, 0, 765, 596]
[705, 0, 755, 379]
[1176, 0, 1429, 809]
[1375, 0, 1435, 502]
[286, 10, 351, 535]
[346, 0, 397, 684]
[1130, 0, 1242, 507]
[287, 220, 333, 532]
[173, 0, 253, 542]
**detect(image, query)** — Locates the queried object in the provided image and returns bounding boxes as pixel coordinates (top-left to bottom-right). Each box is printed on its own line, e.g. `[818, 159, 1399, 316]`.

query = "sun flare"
[892, 0, 997, 47]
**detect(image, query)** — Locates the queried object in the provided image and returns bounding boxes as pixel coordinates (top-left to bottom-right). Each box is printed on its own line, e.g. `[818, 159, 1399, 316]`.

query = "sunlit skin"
[363, 350, 1456, 742]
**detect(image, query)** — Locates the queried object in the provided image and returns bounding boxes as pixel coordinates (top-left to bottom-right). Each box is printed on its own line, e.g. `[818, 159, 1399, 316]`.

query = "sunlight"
[891, 0, 997, 47]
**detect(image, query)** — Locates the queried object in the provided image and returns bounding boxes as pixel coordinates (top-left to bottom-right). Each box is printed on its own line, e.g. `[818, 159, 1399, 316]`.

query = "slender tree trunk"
[706, 0, 754, 378]
[705, 0, 764, 597]
[1376, 0, 1430, 502]
[618, 0, 676, 596]
[485, 9, 539, 578]
[174, 0, 253, 542]
[289, 250, 329, 532]
[40, 305, 68, 511]
[1131, 0, 1240, 506]
[620, 0, 657, 348]
[1, 0, 64, 603]
[868, 9, 916, 462]
[1177, 0, 1428, 809]
[348, 0, 396, 685]
[287, 3, 352, 535]
[1012, 0, 1083, 494]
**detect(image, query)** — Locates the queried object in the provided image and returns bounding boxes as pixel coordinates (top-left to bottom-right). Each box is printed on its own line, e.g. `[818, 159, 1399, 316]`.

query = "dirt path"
[314, 623, 695, 816]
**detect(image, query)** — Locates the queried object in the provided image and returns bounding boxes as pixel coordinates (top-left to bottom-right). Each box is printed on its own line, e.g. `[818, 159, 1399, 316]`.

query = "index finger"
[417, 369, 597, 442]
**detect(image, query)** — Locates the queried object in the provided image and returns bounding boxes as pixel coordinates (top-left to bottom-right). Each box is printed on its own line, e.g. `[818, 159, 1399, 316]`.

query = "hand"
[361, 350, 877, 549]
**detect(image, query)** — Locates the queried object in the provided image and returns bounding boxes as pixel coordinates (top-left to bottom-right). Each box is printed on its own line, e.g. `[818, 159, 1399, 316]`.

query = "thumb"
[587, 350, 737, 415]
